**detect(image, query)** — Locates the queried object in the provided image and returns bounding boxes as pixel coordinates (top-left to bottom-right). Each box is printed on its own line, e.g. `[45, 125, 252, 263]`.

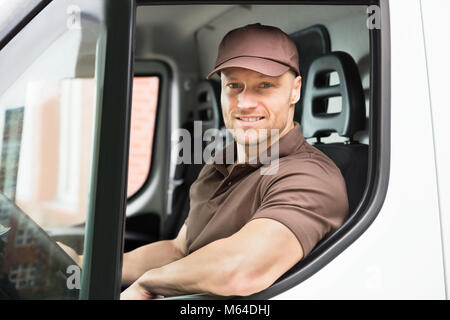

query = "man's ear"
[291, 76, 302, 105]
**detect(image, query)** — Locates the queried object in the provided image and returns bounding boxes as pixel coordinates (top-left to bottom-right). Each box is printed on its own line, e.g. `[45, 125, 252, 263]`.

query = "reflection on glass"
[0, 0, 106, 299]
[0, 194, 78, 299]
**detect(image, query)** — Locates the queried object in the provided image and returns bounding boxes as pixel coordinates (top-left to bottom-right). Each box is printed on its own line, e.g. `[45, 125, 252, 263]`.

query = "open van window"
[124, 1, 389, 300]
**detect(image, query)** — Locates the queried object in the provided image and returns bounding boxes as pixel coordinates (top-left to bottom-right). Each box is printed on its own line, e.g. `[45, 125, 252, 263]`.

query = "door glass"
[0, 0, 106, 299]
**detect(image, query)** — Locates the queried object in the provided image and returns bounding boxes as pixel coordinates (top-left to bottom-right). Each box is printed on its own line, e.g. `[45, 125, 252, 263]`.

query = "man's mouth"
[236, 116, 265, 122]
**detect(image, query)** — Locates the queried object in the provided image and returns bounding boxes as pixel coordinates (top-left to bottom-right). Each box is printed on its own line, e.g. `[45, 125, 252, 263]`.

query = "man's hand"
[57, 241, 82, 267]
[120, 281, 164, 300]
[120, 282, 153, 300]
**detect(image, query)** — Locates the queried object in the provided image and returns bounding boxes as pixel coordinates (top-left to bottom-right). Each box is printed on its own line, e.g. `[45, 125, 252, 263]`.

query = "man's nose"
[237, 88, 257, 109]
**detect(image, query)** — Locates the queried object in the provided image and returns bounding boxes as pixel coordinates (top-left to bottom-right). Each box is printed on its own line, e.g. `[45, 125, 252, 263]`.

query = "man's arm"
[120, 218, 303, 299]
[122, 223, 188, 285]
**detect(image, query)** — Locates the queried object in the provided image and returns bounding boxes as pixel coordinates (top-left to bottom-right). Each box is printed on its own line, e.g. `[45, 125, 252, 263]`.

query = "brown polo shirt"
[185, 122, 349, 257]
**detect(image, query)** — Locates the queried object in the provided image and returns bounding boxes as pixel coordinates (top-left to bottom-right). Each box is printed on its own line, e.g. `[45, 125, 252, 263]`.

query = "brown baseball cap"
[207, 23, 300, 79]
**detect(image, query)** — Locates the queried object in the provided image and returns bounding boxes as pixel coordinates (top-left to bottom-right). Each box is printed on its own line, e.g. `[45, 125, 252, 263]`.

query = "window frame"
[79, 1, 136, 300]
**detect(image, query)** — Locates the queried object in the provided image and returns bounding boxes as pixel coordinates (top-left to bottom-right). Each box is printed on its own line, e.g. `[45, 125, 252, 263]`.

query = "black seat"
[300, 51, 368, 215]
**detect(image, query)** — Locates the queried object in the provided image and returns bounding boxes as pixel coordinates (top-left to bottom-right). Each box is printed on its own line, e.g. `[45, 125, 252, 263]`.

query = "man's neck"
[236, 141, 270, 164]
[235, 122, 294, 164]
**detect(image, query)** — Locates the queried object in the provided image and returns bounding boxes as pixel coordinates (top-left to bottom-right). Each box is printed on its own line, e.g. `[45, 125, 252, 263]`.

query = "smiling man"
[219, 67, 297, 166]
[118, 23, 349, 299]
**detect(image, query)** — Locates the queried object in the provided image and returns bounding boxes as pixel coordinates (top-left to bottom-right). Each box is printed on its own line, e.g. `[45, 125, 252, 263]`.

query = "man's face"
[220, 67, 301, 146]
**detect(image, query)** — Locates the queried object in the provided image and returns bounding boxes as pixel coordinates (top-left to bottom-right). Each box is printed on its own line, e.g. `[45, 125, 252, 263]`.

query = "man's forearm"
[122, 239, 186, 285]
[132, 237, 243, 297]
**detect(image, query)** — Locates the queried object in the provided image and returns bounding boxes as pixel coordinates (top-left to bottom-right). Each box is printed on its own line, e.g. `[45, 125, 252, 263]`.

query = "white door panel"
[277, 0, 446, 299]
[420, 0, 450, 298]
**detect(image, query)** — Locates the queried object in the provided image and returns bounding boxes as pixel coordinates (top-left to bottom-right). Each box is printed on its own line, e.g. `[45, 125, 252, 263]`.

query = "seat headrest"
[301, 51, 365, 139]
[194, 80, 224, 130]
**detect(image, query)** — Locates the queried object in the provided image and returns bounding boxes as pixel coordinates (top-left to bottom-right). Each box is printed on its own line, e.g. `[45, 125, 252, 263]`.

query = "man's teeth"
[238, 117, 263, 122]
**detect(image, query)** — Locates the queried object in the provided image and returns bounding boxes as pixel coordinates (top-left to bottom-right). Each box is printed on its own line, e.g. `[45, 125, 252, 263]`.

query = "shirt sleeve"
[249, 160, 349, 257]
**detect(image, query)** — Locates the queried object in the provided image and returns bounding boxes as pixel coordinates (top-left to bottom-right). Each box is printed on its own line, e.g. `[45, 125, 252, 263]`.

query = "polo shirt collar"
[211, 121, 306, 175]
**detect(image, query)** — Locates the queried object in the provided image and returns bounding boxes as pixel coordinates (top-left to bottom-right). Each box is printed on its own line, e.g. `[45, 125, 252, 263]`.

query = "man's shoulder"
[262, 142, 342, 179]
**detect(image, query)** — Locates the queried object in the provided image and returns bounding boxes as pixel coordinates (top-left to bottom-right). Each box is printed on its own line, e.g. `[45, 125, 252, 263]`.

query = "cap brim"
[206, 56, 290, 79]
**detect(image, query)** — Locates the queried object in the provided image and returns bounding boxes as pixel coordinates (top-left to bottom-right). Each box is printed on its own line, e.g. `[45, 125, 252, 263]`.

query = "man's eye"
[227, 83, 240, 89]
[260, 82, 273, 88]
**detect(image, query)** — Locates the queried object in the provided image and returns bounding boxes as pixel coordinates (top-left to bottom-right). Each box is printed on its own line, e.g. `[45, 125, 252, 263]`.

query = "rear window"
[127, 76, 159, 198]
